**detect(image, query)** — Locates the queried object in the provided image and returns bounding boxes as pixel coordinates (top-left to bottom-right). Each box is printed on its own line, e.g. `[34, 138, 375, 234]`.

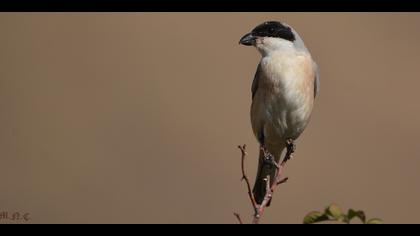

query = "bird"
[239, 21, 320, 205]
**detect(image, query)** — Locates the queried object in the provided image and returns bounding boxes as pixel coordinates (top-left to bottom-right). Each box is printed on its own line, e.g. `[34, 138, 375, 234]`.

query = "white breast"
[251, 49, 315, 144]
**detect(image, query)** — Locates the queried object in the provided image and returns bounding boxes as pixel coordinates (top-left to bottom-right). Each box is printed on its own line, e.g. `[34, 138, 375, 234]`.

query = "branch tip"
[236, 140, 295, 224]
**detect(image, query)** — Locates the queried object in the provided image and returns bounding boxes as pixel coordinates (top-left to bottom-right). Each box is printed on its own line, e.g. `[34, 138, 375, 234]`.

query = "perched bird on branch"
[239, 21, 320, 205]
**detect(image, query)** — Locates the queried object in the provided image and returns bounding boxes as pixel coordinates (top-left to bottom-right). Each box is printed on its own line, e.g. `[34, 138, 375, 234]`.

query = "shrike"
[239, 21, 320, 205]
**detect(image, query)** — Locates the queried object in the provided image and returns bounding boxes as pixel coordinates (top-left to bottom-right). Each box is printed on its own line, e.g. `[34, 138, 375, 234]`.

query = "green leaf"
[325, 204, 343, 220]
[347, 209, 366, 223]
[303, 211, 330, 224]
[367, 218, 383, 224]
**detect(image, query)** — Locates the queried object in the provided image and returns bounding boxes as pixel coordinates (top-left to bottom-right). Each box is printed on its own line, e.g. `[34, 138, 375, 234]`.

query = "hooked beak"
[239, 32, 256, 46]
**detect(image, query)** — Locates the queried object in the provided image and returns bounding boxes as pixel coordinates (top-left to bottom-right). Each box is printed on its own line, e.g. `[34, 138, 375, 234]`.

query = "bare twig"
[233, 212, 243, 224]
[252, 176, 272, 224]
[234, 144, 258, 222]
[277, 177, 289, 185]
[235, 140, 295, 224]
[237, 145, 259, 219]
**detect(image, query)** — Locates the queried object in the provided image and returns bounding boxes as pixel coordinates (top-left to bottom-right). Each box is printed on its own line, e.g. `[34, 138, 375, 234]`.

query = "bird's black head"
[239, 21, 296, 46]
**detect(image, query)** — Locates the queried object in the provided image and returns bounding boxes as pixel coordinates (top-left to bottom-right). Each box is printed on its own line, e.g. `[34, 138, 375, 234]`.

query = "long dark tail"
[252, 147, 281, 206]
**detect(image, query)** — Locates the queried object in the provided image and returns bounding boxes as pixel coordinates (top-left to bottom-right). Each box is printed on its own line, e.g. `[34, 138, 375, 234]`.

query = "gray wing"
[313, 61, 320, 98]
[251, 63, 262, 100]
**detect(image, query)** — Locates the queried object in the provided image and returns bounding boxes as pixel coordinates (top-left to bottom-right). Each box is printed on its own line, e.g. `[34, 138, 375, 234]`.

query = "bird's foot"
[284, 139, 296, 162]
[260, 146, 280, 169]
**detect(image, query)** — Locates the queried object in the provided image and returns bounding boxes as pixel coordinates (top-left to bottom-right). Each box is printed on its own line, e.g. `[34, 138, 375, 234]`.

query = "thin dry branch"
[237, 145, 259, 217]
[233, 212, 243, 224]
[235, 140, 295, 224]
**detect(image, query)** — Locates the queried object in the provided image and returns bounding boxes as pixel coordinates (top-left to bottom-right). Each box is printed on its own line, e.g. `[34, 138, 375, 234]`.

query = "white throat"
[255, 37, 295, 57]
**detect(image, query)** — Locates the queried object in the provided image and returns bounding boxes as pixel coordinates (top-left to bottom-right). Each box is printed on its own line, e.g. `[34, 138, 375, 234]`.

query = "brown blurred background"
[0, 13, 419, 224]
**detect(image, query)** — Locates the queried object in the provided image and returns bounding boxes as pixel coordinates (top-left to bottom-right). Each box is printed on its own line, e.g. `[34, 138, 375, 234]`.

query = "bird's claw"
[284, 139, 296, 162]
[260, 146, 279, 169]
[286, 139, 296, 152]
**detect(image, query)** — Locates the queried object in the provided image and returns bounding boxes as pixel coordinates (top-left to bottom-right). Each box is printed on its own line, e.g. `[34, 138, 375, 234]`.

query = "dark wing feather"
[313, 61, 320, 98]
[251, 63, 262, 100]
